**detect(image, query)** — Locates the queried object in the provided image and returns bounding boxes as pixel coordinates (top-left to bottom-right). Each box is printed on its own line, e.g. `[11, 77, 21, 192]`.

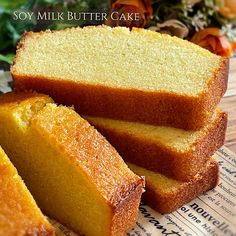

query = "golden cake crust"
[86, 111, 227, 181]
[0, 146, 55, 236]
[11, 26, 229, 130]
[129, 159, 219, 213]
[111, 181, 144, 236]
[0, 92, 144, 236]
[32, 104, 144, 208]
[0, 90, 53, 107]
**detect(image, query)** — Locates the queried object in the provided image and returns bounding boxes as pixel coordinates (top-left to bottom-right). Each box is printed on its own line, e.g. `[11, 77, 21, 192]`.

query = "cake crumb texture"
[128, 158, 219, 213]
[0, 91, 144, 236]
[85, 109, 227, 181]
[12, 26, 229, 130]
[0, 146, 55, 236]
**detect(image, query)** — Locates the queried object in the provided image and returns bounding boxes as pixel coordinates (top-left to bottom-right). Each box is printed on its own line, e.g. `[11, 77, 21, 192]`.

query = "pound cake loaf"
[128, 158, 219, 213]
[0, 92, 144, 236]
[85, 109, 227, 181]
[12, 26, 228, 130]
[0, 146, 55, 236]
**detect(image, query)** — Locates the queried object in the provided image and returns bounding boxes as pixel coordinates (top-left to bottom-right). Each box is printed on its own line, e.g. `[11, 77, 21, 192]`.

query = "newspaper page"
[50, 146, 236, 236]
[0, 71, 235, 235]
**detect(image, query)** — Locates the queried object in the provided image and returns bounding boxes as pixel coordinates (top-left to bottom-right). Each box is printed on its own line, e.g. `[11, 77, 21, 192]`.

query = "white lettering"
[111, 11, 119, 20]
[13, 11, 18, 20]
[13, 11, 34, 20]
[37, 12, 47, 20]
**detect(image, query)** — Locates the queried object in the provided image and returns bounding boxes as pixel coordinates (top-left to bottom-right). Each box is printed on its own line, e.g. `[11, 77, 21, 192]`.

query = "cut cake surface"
[128, 158, 219, 213]
[0, 146, 55, 236]
[85, 109, 227, 181]
[11, 26, 228, 130]
[0, 92, 144, 236]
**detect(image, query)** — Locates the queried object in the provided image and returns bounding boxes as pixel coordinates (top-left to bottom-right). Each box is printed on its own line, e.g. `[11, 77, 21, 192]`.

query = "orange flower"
[191, 28, 233, 57]
[232, 41, 236, 52]
[108, 0, 152, 28]
[217, 0, 236, 18]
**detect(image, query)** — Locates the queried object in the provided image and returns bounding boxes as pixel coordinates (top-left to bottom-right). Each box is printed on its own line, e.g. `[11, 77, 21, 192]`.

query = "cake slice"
[85, 109, 227, 181]
[127, 158, 219, 213]
[0, 92, 144, 236]
[11, 26, 228, 130]
[0, 146, 55, 235]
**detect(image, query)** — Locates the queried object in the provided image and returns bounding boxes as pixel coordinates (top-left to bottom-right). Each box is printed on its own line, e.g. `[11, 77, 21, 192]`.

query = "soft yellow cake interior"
[0, 92, 143, 236]
[13, 26, 222, 96]
[85, 109, 221, 152]
[127, 160, 218, 213]
[0, 146, 54, 235]
[128, 162, 181, 192]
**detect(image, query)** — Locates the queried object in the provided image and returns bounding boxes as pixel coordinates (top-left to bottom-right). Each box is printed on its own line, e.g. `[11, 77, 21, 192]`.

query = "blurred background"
[0, 0, 236, 69]
[0, 0, 108, 68]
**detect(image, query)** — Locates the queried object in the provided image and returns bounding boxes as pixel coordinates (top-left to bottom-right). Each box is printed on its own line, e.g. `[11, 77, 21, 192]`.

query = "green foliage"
[0, 0, 26, 9]
[0, 53, 15, 64]
[0, 0, 107, 64]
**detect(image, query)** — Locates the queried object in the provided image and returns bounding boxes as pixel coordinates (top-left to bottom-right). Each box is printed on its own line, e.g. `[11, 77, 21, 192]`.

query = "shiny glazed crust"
[85, 111, 227, 181]
[11, 28, 229, 131]
[143, 159, 219, 213]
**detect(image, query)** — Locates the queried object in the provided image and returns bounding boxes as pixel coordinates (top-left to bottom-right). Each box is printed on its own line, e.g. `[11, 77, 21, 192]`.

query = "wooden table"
[220, 58, 236, 153]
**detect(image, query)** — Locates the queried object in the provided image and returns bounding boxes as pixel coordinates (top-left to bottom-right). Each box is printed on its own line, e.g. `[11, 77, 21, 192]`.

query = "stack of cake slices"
[11, 25, 228, 215]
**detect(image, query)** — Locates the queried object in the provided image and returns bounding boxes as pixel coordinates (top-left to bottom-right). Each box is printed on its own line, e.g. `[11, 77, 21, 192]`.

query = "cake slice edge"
[11, 26, 229, 130]
[127, 157, 219, 213]
[84, 109, 227, 181]
[0, 145, 55, 235]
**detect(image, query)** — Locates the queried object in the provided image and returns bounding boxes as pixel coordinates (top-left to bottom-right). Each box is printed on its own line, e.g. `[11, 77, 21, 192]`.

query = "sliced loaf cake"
[85, 109, 227, 181]
[0, 92, 144, 236]
[11, 26, 228, 130]
[0, 146, 55, 235]
[128, 158, 219, 213]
